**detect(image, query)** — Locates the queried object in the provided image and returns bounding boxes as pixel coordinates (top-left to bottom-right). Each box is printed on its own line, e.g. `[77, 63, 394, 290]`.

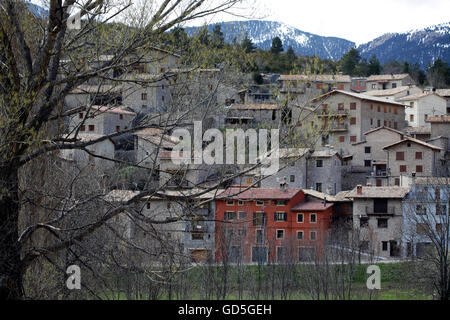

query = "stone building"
[383, 136, 443, 186]
[68, 106, 136, 136]
[348, 185, 410, 259]
[306, 149, 343, 195]
[435, 89, 450, 114]
[364, 85, 422, 102]
[365, 74, 415, 91]
[397, 92, 447, 127]
[224, 104, 284, 128]
[308, 90, 407, 156]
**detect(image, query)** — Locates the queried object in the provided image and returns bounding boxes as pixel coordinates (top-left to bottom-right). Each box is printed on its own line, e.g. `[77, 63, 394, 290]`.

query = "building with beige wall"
[365, 85, 422, 102]
[435, 89, 450, 114]
[366, 74, 415, 91]
[348, 185, 410, 259]
[397, 92, 447, 127]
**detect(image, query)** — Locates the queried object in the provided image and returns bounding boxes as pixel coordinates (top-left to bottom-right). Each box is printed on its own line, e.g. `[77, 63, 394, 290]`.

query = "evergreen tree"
[241, 33, 256, 53]
[211, 24, 225, 48]
[270, 37, 284, 55]
[286, 46, 296, 64]
[197, 26, 210, 46]
[367, 54, 381, 75]
[427, 59, 450, 88]
[339, 47, 361, 76]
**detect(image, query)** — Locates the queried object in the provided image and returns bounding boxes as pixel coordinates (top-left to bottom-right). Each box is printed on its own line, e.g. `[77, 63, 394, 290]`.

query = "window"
[256, 230, 264, 244]
[276, 200, 287, 206]
[191, 233, 204, 240]
[410, 115, 414, 122]
[377, 105, 381, 112]
[395, 178, 400, 186]
[377, 119, 381, 127]
[350, 136, 357, 143]
[88, 125, 95, 131]
[370, 104, 374, 110]
[274, 212, 287, 222]
[416, 165, 423, 173]
[310, 213, 317, 223]
[416, 204, 426, 215]
[79, 113, 84, 119]
[297, 213, 304, 223]
[277, 230, 285, 239]
[394, 122, 398, 129]
[252, 247, 267, 263]
[400, 165, 407, 173]
[290, 175, 295, 183]
[372, 84, 376, 89]
[436, 204, 447, 215]
[316, 159, 323, 168]
[119, 114, 123, 120]
[394, 107, 398, 115]
[436, 223, 443, 233]
[416, 223, 428, 235]
[338, 103, 344, 110]
[392, 83, 397, 89]
[238, 201, 244, 206]
[389, 106, 392, 113]
[146, 203, 151, 210]
[396, 152, 405, 161]
[389, 121, 391, 128]
[364, 160, 372, 167]
[415, 152, 422, 160]
[365, 147, 371, 154]
[316, 183, 322, 192]
[247, 177, 253, 184]
[360, 217, 369, 228]
[224, 211, 236, 221]
[384, 120, 387, 127]
[377, 218, 388, 228]
[256, 201, 264, 206]
[226, 200, 235, 206]
[310, 231, 317, 241]
[370, 118, 373, 126]
[80, 125, 86, 132]
[384, 105, 387, 113]
[382, 241, 389, 251]
[253, 212, 266, 226]
[167, 202, 171, 209]
[297, 231, 304, 240]
[339, 136, 345, 143]
[337, 84, 344, 90]
[238, 211, 247, 220]
[141, 93, 147, 100]
[350, 102, 356, 110]
[350, 117, 356, 125]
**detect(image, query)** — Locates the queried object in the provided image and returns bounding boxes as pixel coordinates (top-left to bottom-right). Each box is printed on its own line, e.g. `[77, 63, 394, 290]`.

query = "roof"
[333, 190, 353, 202]
[364, 126, 405, 137]
[310, 149, 341, 159]
[65, 133, 114, 143]
[142, 188, 226, 200]
[135, 128, 179, 148]
[71, 84, 122, 94]
[404, 126, 431, 135]
[383, 136, 443, 151]
[260, 148, 311, 160]
[158, 151, 201, 160]
[426, 115, 450, 123]
[413, 177, 450, 185]
[366, 74, 411, 82]
[279, 74, 351, 83]
[436, 89, 450, 97]
[88, 106, 136, 116]
[104, 190, 140, 203]
[312, 90, 407, 107]
[218, 188, 302, 200]
[364, 86, 415, 97]
[229, 104, 280, 110]
[291, 201, 334, 212]
[397, 92, 445, 101]
[346, 186, 410, 199]
[303, 189, 336, 201]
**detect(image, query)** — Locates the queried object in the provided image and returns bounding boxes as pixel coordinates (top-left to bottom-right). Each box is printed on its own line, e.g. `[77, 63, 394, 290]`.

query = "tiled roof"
[218, 188, 301, 200]
[404, 126, 431, 134]
[397, 92, 444, 101]
[229, 104, 280, 110]
[135, 128, 179, 148]
[312, 90, 407, 107]
[104, 190, 140, 203]
[291, 201, 334, 211]
[426, 115, 450, 123]
[383, 136, 443, 151]
[365, 86, 415, 96]
[364, 126, 405, 137]
[366, 74, 411, 81]
[346, 186, 410, 199]
[89, 106, 136, 116]
[310, 150, 340, 158]
[436, 89, 450, 97]
[71, 84, 122, 94]
[279, 74, 351, 83]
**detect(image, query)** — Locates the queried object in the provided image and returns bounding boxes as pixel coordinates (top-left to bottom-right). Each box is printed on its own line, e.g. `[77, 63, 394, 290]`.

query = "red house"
[214, 187, 333, 264]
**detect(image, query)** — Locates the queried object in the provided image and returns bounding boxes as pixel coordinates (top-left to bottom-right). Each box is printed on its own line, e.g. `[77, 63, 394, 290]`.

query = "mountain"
[185, 20, 355, 61]
[358, 22, 450, 68]
[26, 1, 48, 17]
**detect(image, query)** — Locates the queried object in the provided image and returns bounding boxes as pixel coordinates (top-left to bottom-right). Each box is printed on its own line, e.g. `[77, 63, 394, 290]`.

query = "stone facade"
[366, 74, 415, 91]
[398, 93, 447, 127]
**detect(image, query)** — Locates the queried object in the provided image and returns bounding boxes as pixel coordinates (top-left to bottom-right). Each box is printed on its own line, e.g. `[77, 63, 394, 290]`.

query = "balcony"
[187, 223, 209, 233]
[318, 109, 349, 117]
[365, 206, 396, 215]
[329, 123, 348, 132]
[369, 170, 389, 178]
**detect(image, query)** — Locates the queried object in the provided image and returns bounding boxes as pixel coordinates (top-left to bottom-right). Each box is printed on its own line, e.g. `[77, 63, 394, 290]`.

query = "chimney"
[323, 197, 327, 207]
[356, 185, 363, 195]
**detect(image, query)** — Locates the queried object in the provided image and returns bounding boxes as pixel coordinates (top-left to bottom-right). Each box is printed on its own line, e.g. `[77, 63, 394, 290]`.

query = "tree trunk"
[0, 168, 24, 300]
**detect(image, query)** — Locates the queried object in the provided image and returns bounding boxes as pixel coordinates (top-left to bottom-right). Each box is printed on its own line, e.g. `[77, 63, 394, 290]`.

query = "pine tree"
[367, 54, 382, 75]
[211, 24, 225, 48]
[339, 47, 361, 76]
[241, 33, 256, 53]
[270, 37, 284, 55]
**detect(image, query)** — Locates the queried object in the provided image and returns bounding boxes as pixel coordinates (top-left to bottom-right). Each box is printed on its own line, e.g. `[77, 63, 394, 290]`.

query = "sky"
[198, 0, 450, 45]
